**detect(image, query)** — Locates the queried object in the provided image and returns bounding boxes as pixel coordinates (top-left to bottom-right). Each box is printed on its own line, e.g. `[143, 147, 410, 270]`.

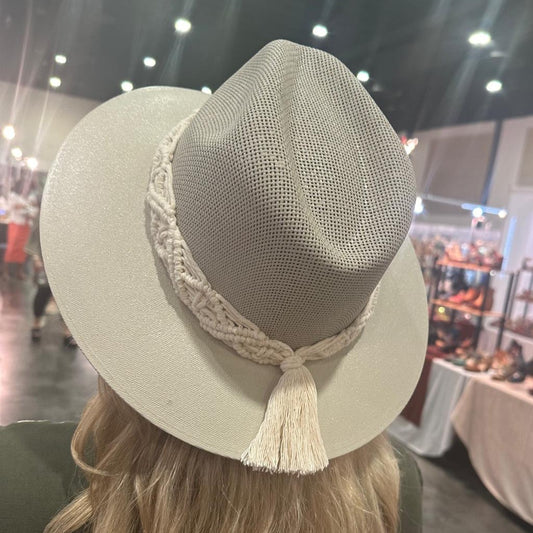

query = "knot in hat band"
[147, 111, 380, 475]
[280, 354, 304, 372]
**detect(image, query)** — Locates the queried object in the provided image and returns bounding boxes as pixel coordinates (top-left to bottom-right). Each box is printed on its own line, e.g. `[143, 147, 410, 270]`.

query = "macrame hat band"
[147, 112, 380, 475]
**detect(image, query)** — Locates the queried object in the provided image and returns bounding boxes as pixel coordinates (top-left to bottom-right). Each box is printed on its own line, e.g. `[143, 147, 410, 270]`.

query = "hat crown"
[172, 40, 415, 349]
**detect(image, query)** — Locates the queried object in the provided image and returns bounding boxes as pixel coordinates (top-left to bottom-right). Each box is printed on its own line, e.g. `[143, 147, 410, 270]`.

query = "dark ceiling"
[1, 0, 532, 133]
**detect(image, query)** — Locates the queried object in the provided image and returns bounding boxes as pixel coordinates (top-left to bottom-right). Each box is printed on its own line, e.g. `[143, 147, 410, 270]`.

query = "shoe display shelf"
[429, 259, 514, 351]
[502, 260, 533, 340]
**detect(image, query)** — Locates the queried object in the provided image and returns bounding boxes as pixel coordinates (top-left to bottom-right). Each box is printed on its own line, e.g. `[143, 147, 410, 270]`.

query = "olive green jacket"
[0, 422, 422, 532]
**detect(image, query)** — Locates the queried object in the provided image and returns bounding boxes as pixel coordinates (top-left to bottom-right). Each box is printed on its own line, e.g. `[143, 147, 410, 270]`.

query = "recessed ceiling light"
[468, 30, 491, 47]
[201, 86, 212, 94]
[10, 147, 22, 159]
[498, 209, 508, 219]
[356, 70, 370, 83]
[54, 54, 67, 64]
[175, 18, 192, 33]
[2, 124, 15, 140]
[143, 56, 156, 68]
[121, 80, 134, 92]
[312, 24, 328, 38]
[49, 76, 61, 88]
[26, 157, 38, 171]
[486, 80, 502, 93]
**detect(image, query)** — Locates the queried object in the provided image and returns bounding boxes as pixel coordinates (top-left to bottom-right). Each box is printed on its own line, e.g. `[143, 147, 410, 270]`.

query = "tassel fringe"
[241, 359, 329, 475]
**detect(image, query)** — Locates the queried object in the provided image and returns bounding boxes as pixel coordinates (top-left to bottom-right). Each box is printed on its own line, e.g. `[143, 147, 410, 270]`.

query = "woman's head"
[46, 377, 400, 533]
[41, 39, 427, 532]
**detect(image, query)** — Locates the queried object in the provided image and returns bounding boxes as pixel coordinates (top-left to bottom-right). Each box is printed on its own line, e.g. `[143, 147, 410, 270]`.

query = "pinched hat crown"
[171, 39, 416, 349]
[147, 40, 416, 474]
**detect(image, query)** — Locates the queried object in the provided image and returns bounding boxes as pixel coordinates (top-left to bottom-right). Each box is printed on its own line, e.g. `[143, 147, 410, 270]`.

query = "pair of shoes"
[448, 287, 480, 305]
[63, 335, 78, 349]
[465, 353, 492, 372]
[31, 328, 42, 343]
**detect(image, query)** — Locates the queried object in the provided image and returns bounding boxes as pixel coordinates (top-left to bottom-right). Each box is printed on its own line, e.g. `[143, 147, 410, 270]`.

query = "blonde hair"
[46, 377, 400, 533]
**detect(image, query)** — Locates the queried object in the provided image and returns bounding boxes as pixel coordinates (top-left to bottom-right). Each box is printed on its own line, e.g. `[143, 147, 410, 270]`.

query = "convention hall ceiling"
[1, 0, 532, 132]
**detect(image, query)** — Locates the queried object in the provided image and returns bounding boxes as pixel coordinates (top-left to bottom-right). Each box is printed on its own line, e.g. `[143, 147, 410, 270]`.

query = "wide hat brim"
[41, 86, 428, 461]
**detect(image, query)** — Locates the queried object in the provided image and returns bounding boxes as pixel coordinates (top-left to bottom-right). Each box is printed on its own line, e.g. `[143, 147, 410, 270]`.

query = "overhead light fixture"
[2, 124, 15, 140]
[312, 24, 328, 38]
[174, 18, 192, 33]
[414, 196, 424, 215]
[201, 86, 212, 94]
[54, 54, 67, 64]
[26, 157, 38, 171]
[356, 70, 370, 83]
[10, 147, 22, 159]
[468, 30, 491, 47]
[461, 202, 507, 217]
[486, 80, 502, 93]
[143, 56, 156, 68]
[49, 76, 61, 88]
[121, 80, 134, 92]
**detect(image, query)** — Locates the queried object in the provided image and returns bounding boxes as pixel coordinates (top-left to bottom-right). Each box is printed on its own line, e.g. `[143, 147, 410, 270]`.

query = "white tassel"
[241, 354, 329, 475]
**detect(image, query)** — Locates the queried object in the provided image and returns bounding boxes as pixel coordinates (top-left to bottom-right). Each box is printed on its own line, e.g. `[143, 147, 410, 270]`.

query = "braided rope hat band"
[40, 40, 428, 477]
[147, 112, 380, 474]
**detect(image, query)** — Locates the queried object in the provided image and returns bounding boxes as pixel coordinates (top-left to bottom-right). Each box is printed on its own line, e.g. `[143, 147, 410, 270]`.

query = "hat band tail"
[241, 355, 328, 475]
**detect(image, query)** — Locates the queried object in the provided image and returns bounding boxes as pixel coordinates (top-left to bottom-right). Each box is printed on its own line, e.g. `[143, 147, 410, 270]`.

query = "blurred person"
[0, 41, 427, 533]
[26, 216, 77, 347]
[2, 180, 37, 280]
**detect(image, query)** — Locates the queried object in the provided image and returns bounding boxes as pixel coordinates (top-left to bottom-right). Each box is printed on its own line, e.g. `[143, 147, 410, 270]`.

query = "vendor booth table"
[452, 375, 533, 526]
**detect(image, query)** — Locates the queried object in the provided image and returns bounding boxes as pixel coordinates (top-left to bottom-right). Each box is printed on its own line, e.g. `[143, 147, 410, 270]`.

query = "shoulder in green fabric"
[392, 438, 423, 533]
[0, 422, 423, 533]
[0, 421, 83, 533]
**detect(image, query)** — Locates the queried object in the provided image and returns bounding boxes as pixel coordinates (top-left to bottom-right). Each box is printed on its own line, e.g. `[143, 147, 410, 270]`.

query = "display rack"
[504, 261, 533, 340]
[429, 259, 514, 350]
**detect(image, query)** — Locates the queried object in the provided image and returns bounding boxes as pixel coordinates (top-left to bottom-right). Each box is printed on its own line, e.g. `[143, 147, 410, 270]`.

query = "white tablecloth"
[452, 375, 533, 525]
[388, 359, 472, 457]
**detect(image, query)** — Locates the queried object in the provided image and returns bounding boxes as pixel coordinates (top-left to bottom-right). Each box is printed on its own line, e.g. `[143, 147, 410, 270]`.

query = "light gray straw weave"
[171, 40, 415, 350]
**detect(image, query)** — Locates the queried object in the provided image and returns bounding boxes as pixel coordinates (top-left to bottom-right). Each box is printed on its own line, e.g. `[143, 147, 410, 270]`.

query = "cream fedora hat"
[41, 40, 427, 475]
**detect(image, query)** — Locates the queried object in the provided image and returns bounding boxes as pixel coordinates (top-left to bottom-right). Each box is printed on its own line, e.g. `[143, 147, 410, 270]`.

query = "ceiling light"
[174, 18, 192, 33]
[121, 80, 133, 92]
[414, 196, 424, 215]
[54, 54, 67, 64]
[26, 157, 38, 171]
[312, 24, 328, 38]
[2, 124, 15, 140]
[472, 207, 484, 218]
[10, 147, 22, 159]
[486, 80, 502, 93]
[143, 56, 156, 68]
[468, 30, 491, 47]
[201, 86, 212, 94]
[49, 76, 61, 88]
[356, 70, 370, 83]
[498, 209, 508, 219]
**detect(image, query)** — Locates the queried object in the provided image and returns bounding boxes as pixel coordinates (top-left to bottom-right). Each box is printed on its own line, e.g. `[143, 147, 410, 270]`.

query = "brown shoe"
[463, 287, 480, 303]
[471, 288, 494, 311]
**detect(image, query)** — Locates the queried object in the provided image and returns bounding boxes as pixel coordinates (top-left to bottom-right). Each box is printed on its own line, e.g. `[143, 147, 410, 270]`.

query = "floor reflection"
[0, 277, 96, 425]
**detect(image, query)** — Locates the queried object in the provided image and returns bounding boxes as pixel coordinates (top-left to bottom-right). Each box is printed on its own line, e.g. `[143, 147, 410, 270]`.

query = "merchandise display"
[502, 260, 533, 340]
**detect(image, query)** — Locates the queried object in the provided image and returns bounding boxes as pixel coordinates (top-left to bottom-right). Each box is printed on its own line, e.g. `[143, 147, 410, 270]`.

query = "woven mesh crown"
[172, 40, 415, 349]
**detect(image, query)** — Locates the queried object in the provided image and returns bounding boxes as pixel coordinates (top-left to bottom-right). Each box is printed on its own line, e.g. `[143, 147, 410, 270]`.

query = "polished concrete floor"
[0, 277, 531, 532]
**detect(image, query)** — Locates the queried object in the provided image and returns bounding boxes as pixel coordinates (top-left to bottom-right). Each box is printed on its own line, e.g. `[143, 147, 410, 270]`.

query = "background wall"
[0, 81, 99, 172]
